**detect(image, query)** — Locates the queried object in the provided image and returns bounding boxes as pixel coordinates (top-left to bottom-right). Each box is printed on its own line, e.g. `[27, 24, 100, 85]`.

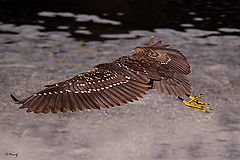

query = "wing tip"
[10, 94, 22, 104]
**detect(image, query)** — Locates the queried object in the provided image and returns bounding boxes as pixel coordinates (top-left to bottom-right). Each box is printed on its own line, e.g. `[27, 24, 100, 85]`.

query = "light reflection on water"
[36, 11, 240, 41]
[1, 12, 239, 42]
[1, 9, 240, 41]
[37, 11, 124, 41]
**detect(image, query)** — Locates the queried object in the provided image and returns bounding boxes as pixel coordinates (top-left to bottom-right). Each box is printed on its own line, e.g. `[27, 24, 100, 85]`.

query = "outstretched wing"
[148, 36, 191, 75]
[11, 68, 150, 114]
[132, 37, 192, 97]
[149, 38, 192, 96]
[150, 48, 191, 75]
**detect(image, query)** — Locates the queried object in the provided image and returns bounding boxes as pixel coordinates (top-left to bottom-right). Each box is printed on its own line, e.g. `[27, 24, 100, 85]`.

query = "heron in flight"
[11, 37, 211, 114]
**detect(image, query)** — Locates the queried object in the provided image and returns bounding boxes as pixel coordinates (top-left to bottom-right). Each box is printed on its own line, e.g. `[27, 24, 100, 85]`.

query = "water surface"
[0, 1, 240, 160]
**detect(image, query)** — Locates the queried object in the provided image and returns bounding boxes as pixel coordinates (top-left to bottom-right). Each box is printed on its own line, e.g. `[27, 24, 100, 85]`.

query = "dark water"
[0, 0, 239, 41]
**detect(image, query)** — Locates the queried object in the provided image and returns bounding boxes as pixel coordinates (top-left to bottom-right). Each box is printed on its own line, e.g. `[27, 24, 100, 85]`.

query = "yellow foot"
[187, 94, 210, 105]
[181, 94, 212, 113]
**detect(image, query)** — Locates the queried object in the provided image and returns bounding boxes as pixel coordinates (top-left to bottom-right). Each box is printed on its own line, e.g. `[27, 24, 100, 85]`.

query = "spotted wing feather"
[11, 69, 150, 114]
[113, 56, 150, 83]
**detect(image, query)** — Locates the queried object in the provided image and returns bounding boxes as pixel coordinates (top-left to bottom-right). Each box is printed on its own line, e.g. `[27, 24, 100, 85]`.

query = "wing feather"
[13, 65, 151, 113]
[73, 93, 85, 110]
[91, 92, 107, 109]
[20, 96, 36, 109]
[67, 93, 78, 111]
[153, 73, 192, 97]
[29, 95, 45, 113]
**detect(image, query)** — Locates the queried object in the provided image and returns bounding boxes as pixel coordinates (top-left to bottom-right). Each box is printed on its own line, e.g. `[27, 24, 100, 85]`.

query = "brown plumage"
[11, 37, 192, 114]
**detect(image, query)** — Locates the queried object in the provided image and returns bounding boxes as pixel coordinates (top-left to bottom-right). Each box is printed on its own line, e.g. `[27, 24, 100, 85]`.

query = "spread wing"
[147, 36, 191, 75]
[11, 68, 150, 114]
[149, 48, 191, 75]
[135, 37, 192, 97]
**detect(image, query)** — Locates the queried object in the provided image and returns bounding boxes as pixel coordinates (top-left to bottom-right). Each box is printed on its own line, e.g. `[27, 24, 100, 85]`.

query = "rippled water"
[0, 0, 240, 40]
[0, 1, 240, 160]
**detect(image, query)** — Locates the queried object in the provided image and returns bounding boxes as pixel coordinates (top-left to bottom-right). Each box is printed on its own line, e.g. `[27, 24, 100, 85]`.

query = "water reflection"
[0, 0, 239, 41]
[1, 10, 239, 41]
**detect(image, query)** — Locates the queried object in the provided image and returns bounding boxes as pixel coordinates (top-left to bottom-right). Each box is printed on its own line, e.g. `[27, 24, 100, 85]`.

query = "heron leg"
[185, 94, 210, 105]
[178, 94, 212, 113]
